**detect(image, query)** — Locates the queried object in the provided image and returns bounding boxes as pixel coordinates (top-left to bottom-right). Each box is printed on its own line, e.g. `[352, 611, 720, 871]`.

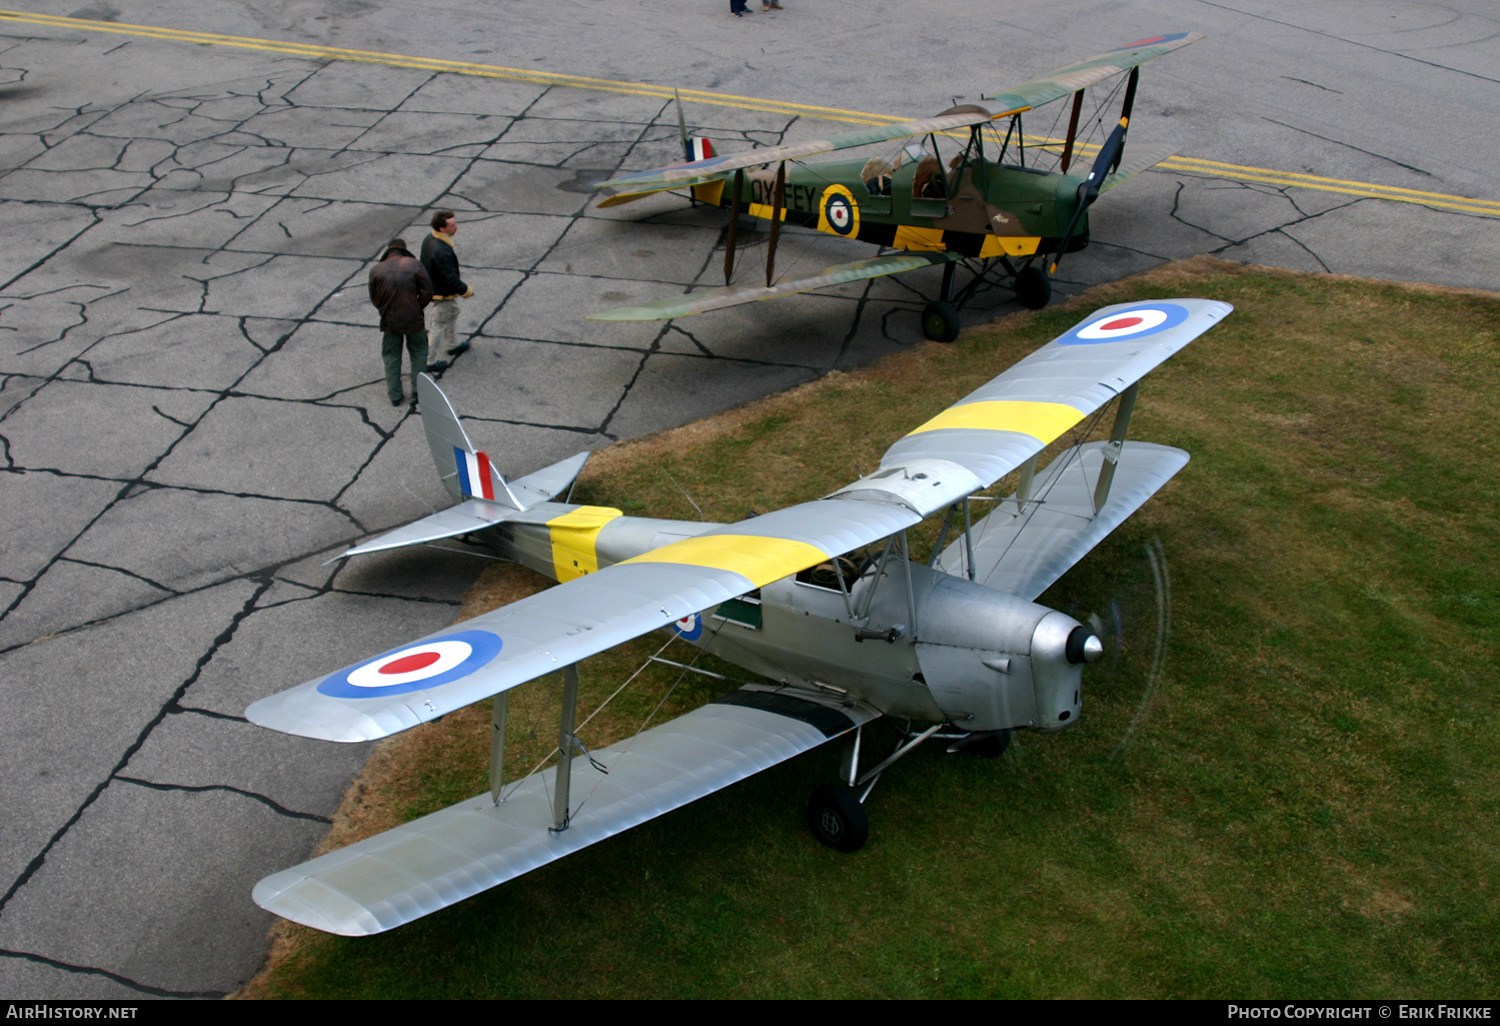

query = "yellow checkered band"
[906, 400, 1083, 443]
[621, 533, 827, 587]
[548, 506, 624, 582]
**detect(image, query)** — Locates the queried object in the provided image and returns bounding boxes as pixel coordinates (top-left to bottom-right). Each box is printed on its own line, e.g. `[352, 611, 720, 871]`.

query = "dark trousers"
[382, 329, 428, 402]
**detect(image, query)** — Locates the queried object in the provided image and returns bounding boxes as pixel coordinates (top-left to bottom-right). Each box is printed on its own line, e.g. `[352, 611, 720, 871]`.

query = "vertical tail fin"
[416, 374, 521, 508]
[675, 89, 722, 205]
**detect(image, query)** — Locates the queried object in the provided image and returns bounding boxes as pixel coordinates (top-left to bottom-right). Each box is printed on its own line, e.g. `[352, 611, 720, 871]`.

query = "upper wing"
[831, 298, 1231, 514]
[248, 297, 1228, 744]
[247, 495, 919, 742]
[979, 32, 1202, 116]
[587, 252, 959, 322]
[594, 33, 1201, 194]
[595, 111, 996, 193]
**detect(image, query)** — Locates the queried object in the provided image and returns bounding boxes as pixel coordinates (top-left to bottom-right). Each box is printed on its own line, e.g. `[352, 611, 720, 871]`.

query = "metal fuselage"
[716, 153, 1091, 263]
[485, 506, 1090, 736]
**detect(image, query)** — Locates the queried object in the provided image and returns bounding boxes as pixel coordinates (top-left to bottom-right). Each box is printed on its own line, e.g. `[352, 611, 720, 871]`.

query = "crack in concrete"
[1260, 115, 1434, 178]
[0, 950, 227, 1000]
[0, 575, 275, 913]
[115, 776, 333, 824]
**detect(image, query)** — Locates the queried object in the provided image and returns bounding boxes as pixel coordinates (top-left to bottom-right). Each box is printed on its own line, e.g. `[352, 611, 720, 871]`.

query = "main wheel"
[1014, 265, 1052, 310]
[807, 784, 869, 853]
[921, 301, 961, 343]
[964, 730, 1012, 759]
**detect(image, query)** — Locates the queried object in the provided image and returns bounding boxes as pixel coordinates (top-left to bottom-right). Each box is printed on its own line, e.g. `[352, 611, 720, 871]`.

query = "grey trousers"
[382, 329, 428, 402]
[430, 298, 460, 353]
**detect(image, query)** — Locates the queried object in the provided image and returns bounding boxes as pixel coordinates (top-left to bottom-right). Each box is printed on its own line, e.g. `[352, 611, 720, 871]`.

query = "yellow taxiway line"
[4, 8, 1496, 219]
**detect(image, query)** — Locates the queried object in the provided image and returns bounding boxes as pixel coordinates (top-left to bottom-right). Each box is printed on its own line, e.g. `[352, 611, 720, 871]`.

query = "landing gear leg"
[1014, 263, 1052, 310]
[921, 261, 961, 343]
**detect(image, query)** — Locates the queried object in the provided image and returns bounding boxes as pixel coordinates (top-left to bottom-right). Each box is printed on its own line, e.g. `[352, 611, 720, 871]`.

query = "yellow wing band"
[621, 534, 827, 587]
[548, 507, 624, 582]
[906, 400, 1083, 444]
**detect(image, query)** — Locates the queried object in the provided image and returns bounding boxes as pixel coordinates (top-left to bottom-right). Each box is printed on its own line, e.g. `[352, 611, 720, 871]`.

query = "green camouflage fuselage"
[721, 154, 1090, 261]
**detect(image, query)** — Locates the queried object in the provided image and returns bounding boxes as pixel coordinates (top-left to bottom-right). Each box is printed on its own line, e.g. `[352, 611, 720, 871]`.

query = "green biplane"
[590, 32, 1201, 341]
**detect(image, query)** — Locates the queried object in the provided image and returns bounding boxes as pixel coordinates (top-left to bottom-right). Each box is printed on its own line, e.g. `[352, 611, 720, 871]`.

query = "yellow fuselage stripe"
[6, 10, 1491, 218]
[746, 202, 788, 221]
[547, 507, 623, 582]
[907, 400, 1084, 444]
[620, 534, 827, 588]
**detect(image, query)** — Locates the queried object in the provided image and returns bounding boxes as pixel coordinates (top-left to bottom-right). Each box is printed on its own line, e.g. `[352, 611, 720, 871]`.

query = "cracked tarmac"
[0, 0, 1496, 999]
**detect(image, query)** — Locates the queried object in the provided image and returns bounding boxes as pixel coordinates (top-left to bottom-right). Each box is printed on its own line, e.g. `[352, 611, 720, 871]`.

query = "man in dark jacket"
[420, 210, 474, 358]
[368, 238, 433, 406]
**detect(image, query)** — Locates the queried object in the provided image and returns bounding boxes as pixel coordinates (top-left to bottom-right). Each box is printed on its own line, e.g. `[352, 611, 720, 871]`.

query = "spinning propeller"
[1056, 534, 1172, 759]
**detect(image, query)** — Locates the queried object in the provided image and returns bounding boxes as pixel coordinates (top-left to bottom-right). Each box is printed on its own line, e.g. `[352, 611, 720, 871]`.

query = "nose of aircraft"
[1066, 625, 1104, 665]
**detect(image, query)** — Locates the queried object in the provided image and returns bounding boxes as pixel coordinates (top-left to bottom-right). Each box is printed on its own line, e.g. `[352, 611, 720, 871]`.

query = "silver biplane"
[248, 297, 1232, 935]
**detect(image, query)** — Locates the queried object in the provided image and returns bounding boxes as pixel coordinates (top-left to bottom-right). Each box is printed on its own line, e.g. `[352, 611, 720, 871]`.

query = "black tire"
[921, 301, 961, 343]
[1014, 265, 1052, 310]
[807, 784, 869, 853]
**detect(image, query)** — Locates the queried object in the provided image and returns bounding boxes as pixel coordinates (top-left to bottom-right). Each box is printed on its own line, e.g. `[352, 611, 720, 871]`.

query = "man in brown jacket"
[368, 238, 433, 406]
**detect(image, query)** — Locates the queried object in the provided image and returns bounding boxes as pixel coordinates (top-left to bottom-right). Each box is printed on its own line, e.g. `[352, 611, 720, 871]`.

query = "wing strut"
[1092, 382, 1139, 514]
[724, 168, 744, 283]
[489, 692, 509, 804]
[766, 161, 786, 287]
[552, 664, 581, 831]
[1060, 89, 1085, 173]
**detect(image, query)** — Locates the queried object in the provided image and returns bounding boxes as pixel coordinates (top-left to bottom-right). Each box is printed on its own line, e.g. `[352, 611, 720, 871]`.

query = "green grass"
[246, 263, 1500, 999]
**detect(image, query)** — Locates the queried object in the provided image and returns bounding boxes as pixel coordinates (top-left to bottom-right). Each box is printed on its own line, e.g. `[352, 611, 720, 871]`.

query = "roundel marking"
[1056, 302, 1190, 345]
[673, 613, 704, 641]
[1107, 33, 1188, 52]
[317, 629, 503, 699]
[818, 184, 860, 238]
[382, 651, 441, 675]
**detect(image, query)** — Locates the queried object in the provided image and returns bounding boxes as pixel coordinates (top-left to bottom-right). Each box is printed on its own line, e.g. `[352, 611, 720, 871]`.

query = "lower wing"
[253, 683, 880, 935]
[587, 251, 959, 322]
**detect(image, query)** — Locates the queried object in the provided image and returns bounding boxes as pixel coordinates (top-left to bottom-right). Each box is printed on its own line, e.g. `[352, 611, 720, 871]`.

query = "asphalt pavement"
[0, 0, 1495, 998]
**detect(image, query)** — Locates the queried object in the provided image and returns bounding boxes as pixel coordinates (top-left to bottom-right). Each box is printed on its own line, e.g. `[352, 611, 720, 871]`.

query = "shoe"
[390, 395, 403, 406]
[425, 359, 450, 376]
[768, 1, 783, 7]
[447, 342, 471, 356]
[732, 8, 743, 14]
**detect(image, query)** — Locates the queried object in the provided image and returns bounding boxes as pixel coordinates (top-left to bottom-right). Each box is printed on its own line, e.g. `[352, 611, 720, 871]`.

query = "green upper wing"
[979, 32, 1202, 114]
[594, 33, 1201, 194]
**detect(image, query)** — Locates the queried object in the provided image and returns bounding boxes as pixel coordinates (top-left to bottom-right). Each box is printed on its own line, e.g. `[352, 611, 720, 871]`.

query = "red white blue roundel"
[673, 613, 704, 641]
[317, 629, 503, 699]
[819, 184, 859, 238]
[1106, 33, 1191, 53]
[1056, 302, 1190, 346]
[824, 193, 855, 235]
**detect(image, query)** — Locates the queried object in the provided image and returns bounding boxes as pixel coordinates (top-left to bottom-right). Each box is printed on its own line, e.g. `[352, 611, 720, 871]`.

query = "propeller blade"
[1049, 120, 1128, 274]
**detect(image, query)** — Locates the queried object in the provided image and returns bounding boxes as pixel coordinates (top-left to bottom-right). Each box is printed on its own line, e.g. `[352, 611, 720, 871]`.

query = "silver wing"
[254, 685, 880, 935]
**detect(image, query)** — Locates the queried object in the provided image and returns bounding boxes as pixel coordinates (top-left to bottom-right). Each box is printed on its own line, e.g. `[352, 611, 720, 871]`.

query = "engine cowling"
[914, 575, 1101, 732]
